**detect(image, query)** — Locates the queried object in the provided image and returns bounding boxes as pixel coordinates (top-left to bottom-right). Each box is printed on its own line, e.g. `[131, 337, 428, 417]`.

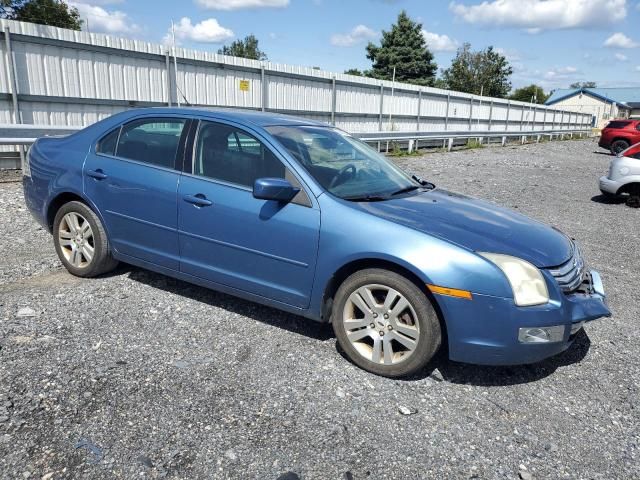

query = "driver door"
[178, 120, 321, 308]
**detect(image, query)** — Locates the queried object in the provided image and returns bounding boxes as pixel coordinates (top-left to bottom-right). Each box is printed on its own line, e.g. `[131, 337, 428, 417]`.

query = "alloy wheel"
[342, 284, 420, 365]
[58, 212, 95, 268]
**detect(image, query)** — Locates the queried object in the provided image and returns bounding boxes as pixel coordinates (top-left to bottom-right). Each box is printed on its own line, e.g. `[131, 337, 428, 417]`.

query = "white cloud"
[421, 30, 458, 52]
[544, 66, 579, 80]
[71, 2, 139, 34]
[164, 17, 234, 45]
[494, 47, 521, 62]
[636, 65, 640, 72]
[330, 25, 377, 47]
[83, 0, 124, 4]
[615, 53, 628, 61]
[450, 0, 627, 31]
[195, 0, 288, 10]
[604, 32, 639, 48]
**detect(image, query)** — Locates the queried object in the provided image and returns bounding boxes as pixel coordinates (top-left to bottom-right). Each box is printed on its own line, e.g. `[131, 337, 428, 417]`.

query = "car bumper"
[440, 270, 610, 366]
[599, 176, 622, 195]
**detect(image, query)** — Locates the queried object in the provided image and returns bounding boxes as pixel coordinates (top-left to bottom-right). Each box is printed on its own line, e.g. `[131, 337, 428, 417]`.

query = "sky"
[68, 0, 640, 93]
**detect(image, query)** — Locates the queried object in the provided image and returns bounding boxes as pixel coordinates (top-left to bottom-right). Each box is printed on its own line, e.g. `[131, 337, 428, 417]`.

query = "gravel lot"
[1, 138, 638, 479]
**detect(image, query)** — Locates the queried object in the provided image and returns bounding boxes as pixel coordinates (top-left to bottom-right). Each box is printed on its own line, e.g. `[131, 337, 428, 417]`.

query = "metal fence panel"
[0, 17, 592, 158]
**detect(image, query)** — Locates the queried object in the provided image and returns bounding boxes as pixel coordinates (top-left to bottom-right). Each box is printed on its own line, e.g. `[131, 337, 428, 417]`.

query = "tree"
[1, 0, 82, 30]
[344, 68, 364, 76]
[441, 43, 513, 98]
[365, 10, 437, 86]
[569, 81, 597, 89]
[218, 35, 267, 61]
[509, 84, 549, 104]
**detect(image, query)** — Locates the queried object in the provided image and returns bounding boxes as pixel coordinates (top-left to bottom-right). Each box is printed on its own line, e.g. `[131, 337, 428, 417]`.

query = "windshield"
[265, 125, 420, 200]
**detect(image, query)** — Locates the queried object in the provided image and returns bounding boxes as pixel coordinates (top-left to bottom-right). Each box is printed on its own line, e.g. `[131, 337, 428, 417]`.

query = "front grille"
[548, 243, 586, 293]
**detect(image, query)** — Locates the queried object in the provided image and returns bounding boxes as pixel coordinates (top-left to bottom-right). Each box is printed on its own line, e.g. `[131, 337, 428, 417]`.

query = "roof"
[545, 87, 640, 107]
[111, 107, 330, 128]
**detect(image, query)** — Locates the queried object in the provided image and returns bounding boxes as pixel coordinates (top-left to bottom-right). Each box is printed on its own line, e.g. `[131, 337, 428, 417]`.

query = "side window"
[116, 118, 186, 169]
[194, 121, 286, 187]
[96, 127, 120, 156]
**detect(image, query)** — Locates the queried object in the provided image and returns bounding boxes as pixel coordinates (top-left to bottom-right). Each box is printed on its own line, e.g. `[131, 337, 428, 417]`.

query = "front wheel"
[53, 201, 119, 277]
[610, 139, 629, 155]
[332, 269, 441, 378]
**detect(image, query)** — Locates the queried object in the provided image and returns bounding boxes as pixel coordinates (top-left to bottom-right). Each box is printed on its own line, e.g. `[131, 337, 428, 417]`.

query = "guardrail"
[0, 124, 593, 169]
[359, 128, 593, 152]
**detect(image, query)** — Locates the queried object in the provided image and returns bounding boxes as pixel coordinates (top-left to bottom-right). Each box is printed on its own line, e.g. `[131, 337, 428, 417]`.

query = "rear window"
[116, 118, 187, 169]
[605, 121, 631, 129]
[96, 128, 120, 155]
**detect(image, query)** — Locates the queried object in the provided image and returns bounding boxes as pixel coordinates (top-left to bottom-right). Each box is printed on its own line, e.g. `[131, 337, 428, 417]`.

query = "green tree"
[569, 81, 597, 89]
[218, 35, 267, 61]
[344, 68, 364, 76]
[365, 10, 437, 86]
[509, 84, 549, 104]
[1, 0, 82, 30]
[441, 43, 513, 98]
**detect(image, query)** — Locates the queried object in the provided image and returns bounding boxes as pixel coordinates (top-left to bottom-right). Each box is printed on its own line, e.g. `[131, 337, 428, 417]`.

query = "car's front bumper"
[440, 270, 610, 366]
[599, 175, 622, 195]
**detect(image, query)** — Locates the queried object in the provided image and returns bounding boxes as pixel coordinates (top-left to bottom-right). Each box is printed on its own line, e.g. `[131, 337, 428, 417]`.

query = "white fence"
[0, 18, 592, 139]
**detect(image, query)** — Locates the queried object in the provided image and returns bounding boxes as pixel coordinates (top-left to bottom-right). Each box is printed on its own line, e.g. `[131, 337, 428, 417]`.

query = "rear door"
[84, 116, 190, 270]
[177, 119, 320, 308]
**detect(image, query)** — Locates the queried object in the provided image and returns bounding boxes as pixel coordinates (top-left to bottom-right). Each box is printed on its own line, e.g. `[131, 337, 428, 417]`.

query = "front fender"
[616, 175, 640, 194]
[307, 195, 513, 320]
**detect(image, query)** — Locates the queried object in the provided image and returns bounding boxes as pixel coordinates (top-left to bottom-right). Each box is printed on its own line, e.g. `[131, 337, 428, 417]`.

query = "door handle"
[183, 194, 213, 207]
[87, 169, 108, 180]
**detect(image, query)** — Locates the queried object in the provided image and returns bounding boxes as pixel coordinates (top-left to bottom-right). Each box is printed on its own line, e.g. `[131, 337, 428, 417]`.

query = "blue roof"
[106, 107, 328, 128]
[545, 87, 640, 107]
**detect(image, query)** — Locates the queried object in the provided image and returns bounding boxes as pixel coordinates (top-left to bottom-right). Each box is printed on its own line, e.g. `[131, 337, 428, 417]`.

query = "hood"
[353, 189, 572, 268]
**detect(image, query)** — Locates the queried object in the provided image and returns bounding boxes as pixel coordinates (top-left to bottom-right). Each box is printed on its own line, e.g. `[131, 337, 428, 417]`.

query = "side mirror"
[253, 178, 300, 202]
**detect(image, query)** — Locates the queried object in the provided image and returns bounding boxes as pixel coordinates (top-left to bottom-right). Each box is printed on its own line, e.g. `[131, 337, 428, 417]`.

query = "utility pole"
[387, 66, 396, 131]
[171, 20, 181, 107]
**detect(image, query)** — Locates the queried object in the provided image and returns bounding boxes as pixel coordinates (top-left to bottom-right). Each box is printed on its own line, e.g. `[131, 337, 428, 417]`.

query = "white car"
[599, 142, 640, 208]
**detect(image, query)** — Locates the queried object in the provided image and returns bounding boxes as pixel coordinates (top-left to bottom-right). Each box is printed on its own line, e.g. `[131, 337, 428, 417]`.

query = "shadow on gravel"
[591, 194, 626, 205]
[436, 329, 592, 387]
[122, 265, 591, 385]
[592, 151, 613, 156]
[125, 266, 334, 342]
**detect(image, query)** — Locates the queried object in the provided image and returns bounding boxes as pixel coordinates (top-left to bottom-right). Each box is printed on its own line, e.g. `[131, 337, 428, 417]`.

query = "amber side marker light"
[427, 284, 473, 300]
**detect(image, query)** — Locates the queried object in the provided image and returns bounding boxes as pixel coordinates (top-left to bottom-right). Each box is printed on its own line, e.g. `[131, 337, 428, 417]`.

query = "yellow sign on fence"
[239, 80, 250, 92]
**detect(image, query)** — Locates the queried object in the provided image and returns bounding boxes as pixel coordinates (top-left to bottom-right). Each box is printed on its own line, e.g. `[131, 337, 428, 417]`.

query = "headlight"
[479, 253, 549, 306]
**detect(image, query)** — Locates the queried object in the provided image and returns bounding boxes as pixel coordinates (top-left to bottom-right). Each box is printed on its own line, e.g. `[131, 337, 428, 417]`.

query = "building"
[545, 87, 640, 128]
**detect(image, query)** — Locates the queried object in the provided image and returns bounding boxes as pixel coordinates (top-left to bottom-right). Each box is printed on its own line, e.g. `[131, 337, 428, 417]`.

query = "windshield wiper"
[390, 185, 421, 196]
[343, 194, 389, 202]
[411, 175, 436, 190]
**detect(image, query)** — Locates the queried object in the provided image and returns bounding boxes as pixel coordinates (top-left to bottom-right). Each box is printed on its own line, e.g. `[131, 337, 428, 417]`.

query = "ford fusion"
[23, 109, 610, 377]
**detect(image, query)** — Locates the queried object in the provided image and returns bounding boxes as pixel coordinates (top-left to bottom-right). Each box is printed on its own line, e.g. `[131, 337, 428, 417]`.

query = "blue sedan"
[23, 108, 611, 377]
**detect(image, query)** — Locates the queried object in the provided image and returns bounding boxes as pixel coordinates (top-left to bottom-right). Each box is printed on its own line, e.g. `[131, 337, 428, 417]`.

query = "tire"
[610, 139, 630, 155]
[626, 196, 640, 208]
[331, 268, 441, 378]
[53, 201, 118, 277]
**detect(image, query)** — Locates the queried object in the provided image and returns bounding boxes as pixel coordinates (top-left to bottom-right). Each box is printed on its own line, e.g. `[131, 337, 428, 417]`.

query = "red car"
[599, 119, 640, 155]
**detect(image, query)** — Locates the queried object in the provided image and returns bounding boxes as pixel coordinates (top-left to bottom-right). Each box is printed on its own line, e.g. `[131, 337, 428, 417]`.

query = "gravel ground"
[0, 138, 638, 479]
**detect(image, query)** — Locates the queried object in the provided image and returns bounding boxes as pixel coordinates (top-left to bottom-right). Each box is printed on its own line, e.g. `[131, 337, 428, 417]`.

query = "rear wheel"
[53, 201, 118, 277]
[332, 269, 441, 378]
[610, 139, 630, 155]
